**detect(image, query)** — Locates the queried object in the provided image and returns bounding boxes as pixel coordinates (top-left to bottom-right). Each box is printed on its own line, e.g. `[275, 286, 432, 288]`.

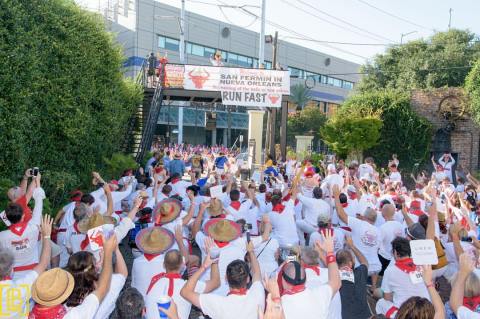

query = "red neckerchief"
[282, 284, 306, 296]
[9, 222, 28, 237]
[171, 178, 180, 184]
[80, 234, 89, 251]
[410, 209, 424, 217]
[341, 203, 348, 208]
[272, 204, 285, 213]
[389, 191, 397, 196]
[374, 192, 380, 198]
[395, 257, 417, 273]
[349, 193, 358, 200]
[294, 199, 300, 206]
[211, 214, 226, 219]
[73, 222, 81, 234]
[28, 304, 67, 319]
[146, 272, 182, 295]
[230, 201, 241, 210]
[144, 253, 160, 261]
[302, 263, 320, 276]
[463, 296, 480, 312]
[228, 288, 247, 296]
[214, 239, 230, 248]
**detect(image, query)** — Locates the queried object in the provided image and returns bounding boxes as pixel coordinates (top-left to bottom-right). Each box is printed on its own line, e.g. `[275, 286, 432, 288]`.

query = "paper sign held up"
[410, 239, 438, 266]
[209, 185, 224, 199]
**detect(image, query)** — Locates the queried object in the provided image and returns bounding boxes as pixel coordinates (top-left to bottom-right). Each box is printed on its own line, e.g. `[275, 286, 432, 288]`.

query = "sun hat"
[208, 198, 225, 217]
[153, 198, 182, 225]
[174, 153, 182, 159]
[77, 212, 116, 233]
[204, 219, 241, 243]
[135, 226, 174, 255]
[31, 268, 75, 307]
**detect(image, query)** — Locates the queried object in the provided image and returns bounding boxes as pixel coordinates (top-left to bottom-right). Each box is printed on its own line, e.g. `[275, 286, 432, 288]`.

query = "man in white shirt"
[0, 185, 45, 278]
[296, 187, 330, 245]
[181, 241, 265, 319]
[438, 153, 455, 183]
[268, 190, 299, 248]
[0, 215, 52, 319]
[378, 204, 404, 277]
[309, 214, 345, 253]
[376, 237, 430, 318]
[265, 230, 341, 319]
[358, 158, 375, 181]
[333, 185, 382, 289]
[146, 249, 220, 319]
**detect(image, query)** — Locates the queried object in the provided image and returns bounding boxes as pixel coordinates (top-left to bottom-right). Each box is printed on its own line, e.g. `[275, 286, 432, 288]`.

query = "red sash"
[230, 201, 241, 211]
[385, 306, 398, 319]
[463, 296, 480, 312]
[146, 272, 182, 295]
[80, 235, 89, 251]
[29, 304, 67, 319]
[395, 257, 416, 273]
[228, 288, 248, 296]
[272, 204, 285, 213]
[14, 263, 38, 272]
[9, 222, 28, 237]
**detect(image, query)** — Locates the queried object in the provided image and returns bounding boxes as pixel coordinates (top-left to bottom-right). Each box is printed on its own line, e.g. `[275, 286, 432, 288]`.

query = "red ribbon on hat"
[146, 272, 182, 295]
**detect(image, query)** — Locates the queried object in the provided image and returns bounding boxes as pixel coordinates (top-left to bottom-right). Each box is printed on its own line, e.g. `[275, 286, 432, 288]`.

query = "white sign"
[209, 185, 224, 199]
[410, 239, 438, 266]
[87, 224, 114, 251]
[221, 90, 282, 107]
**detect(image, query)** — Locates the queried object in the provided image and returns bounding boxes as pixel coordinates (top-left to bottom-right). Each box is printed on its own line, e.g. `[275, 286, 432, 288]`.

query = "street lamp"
[400, 31, 417, 45]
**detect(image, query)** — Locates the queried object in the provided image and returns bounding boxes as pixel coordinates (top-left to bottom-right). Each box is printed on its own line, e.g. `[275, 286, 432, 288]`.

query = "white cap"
[327, 164, 336, 173]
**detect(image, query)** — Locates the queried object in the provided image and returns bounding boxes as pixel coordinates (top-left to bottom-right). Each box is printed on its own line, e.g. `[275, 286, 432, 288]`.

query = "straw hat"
[77, 212, 116, 233]
[135, 226, 174, 254]
[208, 198, 224, 217]
[204, 219, 241, 243]
[174, 153, 182, 159]
[31, 268, 74, 307]
[153, 198, 182, 225]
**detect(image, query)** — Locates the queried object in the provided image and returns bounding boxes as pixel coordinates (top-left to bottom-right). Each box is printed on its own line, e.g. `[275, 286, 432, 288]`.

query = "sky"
[155, 0, 480, 64]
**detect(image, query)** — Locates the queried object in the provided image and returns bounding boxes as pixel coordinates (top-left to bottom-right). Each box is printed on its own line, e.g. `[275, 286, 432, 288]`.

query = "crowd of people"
[1, 146, 480, 319]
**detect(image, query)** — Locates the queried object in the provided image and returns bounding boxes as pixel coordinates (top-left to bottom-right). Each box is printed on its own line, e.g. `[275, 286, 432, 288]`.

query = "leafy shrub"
[103, 153, 139, 180]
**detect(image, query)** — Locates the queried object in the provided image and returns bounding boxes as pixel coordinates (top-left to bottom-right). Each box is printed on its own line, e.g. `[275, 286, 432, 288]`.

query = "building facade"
[76, 0, 361, 147]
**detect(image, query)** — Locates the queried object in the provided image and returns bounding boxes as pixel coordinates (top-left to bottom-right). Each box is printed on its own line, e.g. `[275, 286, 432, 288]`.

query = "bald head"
[282, 261, 306, 288]
[381, 204, 395, 220]
[164, 250, 183, 272]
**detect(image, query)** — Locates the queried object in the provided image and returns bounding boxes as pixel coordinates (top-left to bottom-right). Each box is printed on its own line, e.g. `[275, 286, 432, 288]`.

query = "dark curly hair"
[64, 251, 99, 307]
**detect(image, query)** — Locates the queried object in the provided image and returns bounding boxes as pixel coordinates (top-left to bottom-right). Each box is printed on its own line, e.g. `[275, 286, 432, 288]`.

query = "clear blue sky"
[156, 0, 480, 64]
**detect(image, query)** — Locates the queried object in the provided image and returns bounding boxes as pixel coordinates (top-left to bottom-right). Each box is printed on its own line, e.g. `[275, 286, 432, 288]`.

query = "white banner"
[165, 65, 290, 108]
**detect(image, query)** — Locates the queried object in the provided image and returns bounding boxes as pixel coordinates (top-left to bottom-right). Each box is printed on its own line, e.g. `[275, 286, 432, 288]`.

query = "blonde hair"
[465, 271, 480, 297]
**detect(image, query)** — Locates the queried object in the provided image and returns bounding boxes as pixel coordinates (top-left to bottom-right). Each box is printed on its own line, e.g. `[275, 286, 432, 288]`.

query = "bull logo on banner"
[188, 68, 210, 89]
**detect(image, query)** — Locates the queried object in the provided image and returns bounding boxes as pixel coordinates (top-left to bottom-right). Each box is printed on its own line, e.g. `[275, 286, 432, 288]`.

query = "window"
[265, 61, 272, 69]
[204, 47, 216, 58]
[288, 67, 304, 78]
[158, 35, 180, 52]
[327, 76, 335, 86]
[158, 36, 166, 49]
[191, 43, 204, 56]
[343, 81, 354, 90]
[333, 78, 343, 87]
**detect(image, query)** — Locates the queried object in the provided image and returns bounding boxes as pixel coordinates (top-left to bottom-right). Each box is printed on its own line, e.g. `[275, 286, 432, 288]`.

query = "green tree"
[357, 29, 480, 92]
[290, 83, 312, 110]
[0, 0, 142, 210]
[465, 58, 480, 124]
[339, 90, 433, 170]
[321, 115, 382, 159]
[287, 106, 327, 146]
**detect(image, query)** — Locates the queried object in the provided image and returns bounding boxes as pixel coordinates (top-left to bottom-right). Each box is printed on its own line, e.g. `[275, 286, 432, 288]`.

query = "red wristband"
[272, 297, 281, 303]
[425, 282, 434, 289]
[326, 254, 336, 265]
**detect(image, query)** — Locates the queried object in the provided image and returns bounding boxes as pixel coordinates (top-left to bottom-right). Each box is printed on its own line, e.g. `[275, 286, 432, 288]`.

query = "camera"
[30, 167, 39, 177]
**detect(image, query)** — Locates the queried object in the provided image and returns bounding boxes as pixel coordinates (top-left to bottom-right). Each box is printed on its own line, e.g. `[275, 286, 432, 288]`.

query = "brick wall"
[411, 88, 480, 171]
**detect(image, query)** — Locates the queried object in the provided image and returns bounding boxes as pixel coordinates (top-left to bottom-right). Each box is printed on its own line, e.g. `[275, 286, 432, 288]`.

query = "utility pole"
[177, 0, 186, 145]
[258, 0, 266, 67]
[448, 8, 453, 29]
[268, 31, 278, 161]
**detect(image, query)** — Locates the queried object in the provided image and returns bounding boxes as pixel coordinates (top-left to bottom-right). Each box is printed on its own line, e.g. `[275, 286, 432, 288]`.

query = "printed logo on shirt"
[10, 238, 31, 251]
[0, 283, 30, 317]
[360, 230, 378, 247]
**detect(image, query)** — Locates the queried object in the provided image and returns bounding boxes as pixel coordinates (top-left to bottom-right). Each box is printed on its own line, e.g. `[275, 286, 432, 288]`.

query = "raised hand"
[40, 214, 53, 237]
[459, 253, 475, 274]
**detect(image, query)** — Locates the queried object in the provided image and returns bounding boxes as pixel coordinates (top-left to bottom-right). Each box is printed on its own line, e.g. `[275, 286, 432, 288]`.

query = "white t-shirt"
[389, 171, 402, 183]
[59, 201, 76, 229]
[225, 199, 252, 222]
[358, 164, 374, 181]
[444, 241, 477, 280]
[132, 254, 166, 297]
[146, 277, 206, 319]
[0, 271, 38, 319]
[268, 200, 299, 248]
[199, 281, 265, 319]
[381, 262, 430, 307]
[457, 306, 480, 319]
[65, 293, 100, 319]
[304, 267, 342, 319]
[254, 237, 280, 277]
[378, 221, 404, 260]
[297, 195, 330, 226]
[93, 274, 126, 319]
[309, 228, 345, 253]
[321, 174, 344, 192]
[348, 217, 381, 272]
[281, 284, 333, 319]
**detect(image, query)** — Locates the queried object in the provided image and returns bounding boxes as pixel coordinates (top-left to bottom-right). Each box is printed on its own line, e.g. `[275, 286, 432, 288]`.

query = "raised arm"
[450, 253, 475, 315]
[104, 183, 113, 217]
[174, 225, 188, 262]
[182, 191, 196, 226]
[314, 231, 341, 295]
[33, 215, 53, 275]
[20, 169, 31, 194]
[345, 235, 368, 268]
[203, 237, 220, 293]
[426, 196, 437, 240]
[180, 251, 216, 309]
[191, 201, 208, 239]
[93, 235, 116, 302]
[247, 240, 261, 282]
[332, 185, 348, 225]
[422, 265, 445, 319]
[114, 245, 128, 278]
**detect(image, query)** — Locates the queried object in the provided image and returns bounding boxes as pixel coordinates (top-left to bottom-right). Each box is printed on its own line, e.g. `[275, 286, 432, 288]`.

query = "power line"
[290, 0, 396, 43]
[281, 37, 390, 46]
[355, 0, 434, 31]
[218, 6, 258, 28]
